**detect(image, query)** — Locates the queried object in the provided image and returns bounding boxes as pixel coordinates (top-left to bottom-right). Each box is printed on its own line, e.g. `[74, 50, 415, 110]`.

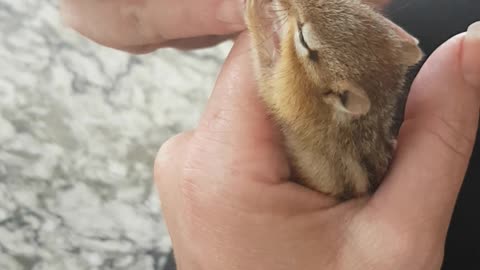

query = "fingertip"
[463, 21, 480, 93]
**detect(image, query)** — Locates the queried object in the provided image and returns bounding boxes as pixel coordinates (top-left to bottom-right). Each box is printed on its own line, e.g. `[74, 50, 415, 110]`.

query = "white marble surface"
[0, 0, 232, 269]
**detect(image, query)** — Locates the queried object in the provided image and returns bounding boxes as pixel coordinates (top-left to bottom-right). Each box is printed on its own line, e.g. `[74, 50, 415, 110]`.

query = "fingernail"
[216, 0, 245, 27]
[463, 21, 480, 88]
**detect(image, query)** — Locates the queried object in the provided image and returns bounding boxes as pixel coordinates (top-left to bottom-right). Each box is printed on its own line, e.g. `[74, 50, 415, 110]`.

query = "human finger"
[370, 26, 480, 237]
[60, 0, 245, 51]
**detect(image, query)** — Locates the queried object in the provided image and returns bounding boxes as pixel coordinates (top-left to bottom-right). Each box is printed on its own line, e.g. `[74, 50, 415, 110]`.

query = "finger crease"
[423, 115, 475, 159]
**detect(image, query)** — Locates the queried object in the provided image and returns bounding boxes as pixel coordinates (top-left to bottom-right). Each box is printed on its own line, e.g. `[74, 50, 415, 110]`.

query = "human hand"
[59, 0, 394, 53]
[60, 0, 246, 53]
[154, 21, 480, 269]
[154, 23, 480, 270]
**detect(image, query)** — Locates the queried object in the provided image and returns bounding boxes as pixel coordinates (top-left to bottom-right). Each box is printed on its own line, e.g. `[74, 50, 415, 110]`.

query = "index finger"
[60, 0, 245, 50]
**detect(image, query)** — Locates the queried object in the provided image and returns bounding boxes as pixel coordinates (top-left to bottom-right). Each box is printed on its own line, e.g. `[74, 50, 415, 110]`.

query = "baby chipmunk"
[245, 0, 423, 200]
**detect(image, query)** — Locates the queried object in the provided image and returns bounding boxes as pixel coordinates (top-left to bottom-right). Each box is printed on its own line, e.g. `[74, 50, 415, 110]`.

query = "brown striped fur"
[246, 0, 423, 199]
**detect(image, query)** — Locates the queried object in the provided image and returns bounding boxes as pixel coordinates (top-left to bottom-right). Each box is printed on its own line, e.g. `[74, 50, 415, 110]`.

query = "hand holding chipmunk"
[155, 25, 480, 269]
[61, 1, 480, 269]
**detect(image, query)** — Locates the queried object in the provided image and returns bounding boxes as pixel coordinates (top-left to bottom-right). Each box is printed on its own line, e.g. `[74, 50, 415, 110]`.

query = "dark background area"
[165, 0, 480, 269]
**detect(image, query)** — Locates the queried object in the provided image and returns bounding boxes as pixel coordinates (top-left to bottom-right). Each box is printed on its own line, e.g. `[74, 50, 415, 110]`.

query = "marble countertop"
[0, 0, 232, 269]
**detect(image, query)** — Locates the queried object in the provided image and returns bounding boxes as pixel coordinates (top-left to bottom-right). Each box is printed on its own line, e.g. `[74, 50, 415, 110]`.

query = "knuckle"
[157, 132, 192, 160]
[154, 131, 193, 181]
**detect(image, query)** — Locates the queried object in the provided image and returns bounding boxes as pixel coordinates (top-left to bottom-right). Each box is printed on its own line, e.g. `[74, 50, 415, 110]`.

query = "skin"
[60, 1, 480, 269]
[155, 26, 480, 269]
[59, 0, 388, 53]
[60, 0, 246, 53]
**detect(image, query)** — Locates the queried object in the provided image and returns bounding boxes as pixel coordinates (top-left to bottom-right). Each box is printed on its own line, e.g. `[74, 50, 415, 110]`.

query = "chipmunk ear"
[382, 16, 424, 66]
[324, 81, 371, 117]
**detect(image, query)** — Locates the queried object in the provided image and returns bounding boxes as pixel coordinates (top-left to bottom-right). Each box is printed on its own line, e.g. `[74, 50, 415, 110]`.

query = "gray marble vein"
[0, 0, 232, 269]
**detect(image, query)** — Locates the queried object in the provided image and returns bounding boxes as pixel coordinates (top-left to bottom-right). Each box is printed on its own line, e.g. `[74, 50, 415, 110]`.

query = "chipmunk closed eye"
[246, 0, 423, 200]
[296, 22, 319, 61]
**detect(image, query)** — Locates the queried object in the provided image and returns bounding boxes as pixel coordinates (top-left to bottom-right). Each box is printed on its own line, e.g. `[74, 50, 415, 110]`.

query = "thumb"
[371, 23, 480, 236]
